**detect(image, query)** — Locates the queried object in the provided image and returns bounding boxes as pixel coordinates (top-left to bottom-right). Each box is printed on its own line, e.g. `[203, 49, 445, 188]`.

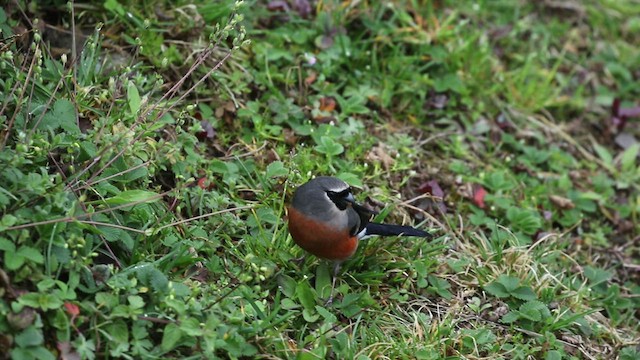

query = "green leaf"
[99, 226, 134, 250]
[38, 293, 63, 310]
[302, 308, 319, 322]
[316, 305, 337, 323]
[427, 275, 452, 299]
[95, 292, 119, 309]
[518, 300, 547, 321]
[336, 173, 362, 188]
[266, 161, 288, 178]
[16, 246, 44, 264]
[584, 266, 613, 286]
[0, 237, 16, 252]
[593, 143, 613, 167]
[518, 309, 541, 321]
[620, 143, 639, 171]
[280, 298, 299, 310]
[161, 323, 183, 352]
[497, 275, 520, 292]
[5, 251, 25, 270]
[127, 80, 142, 114]
[296, 281, 317, 311]
[1, 214, 17, 228]
[128, 295, 145, 310]
[483, 282, 509, 298]
[40, 99, 79, 134]
[277, 274, 297, 298]
[102, 190, 160, 205]
[315, 136, 344, 156]
[104, 0, 126, 16]
[511, 286, 537, 301]
[106, 320, 129, 344]
[180, 317, 203, 336]
[506, 207, 542, 235]
[14, 326, 44, 347]
[315, 263, 332, 299]
[500, 311, 520, 324]
[545, 350, 563, 360]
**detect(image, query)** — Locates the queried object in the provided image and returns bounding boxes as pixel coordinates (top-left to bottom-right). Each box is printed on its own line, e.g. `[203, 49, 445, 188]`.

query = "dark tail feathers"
[365, 223, 431, 238]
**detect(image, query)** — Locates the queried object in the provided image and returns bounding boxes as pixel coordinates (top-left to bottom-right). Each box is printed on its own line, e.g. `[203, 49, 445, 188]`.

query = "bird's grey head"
[291, 176, 354, 218]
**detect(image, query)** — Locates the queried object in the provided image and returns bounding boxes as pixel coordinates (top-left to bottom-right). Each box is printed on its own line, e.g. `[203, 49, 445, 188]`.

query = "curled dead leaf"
[549, 194, 575, 210]
[366, 143, 395, 171]
[319, 97, 336, 112]
[304, 71, 317, 86]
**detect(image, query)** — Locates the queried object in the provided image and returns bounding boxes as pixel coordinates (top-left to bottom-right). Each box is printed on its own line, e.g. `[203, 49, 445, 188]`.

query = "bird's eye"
[326, 189, 352, 210]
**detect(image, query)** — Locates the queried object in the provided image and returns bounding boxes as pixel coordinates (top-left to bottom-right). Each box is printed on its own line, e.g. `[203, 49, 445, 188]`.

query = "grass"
[1, 0, 640, 358]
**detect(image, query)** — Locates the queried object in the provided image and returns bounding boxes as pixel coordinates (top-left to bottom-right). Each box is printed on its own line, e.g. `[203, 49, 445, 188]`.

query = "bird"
[287, 176, 432, 303]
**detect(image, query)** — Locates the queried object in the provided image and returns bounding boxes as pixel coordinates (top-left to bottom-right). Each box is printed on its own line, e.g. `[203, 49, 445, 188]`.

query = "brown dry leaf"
[58, 341, 81, 360]
[283, 128, 298, 146]
[319, 97, 336, 112]
[366, 143, 395, 170]
[549, 194, 575, 209]
[304, 71, 317, 86]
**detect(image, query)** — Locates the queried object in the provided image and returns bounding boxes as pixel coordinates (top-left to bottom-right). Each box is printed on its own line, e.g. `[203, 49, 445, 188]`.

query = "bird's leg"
[326, 261, 342, 306]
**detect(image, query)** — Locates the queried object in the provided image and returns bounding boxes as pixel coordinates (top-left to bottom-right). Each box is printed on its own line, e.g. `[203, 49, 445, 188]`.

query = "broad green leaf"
[584, 266, 613, 286]
[316, 305, 337, 323]
[518, 300, 547, 321]
[337, 173, 362, 188]
[98, 226, 134, 250]
[315, 263, 332, 299]
[14, 326, 44, 347]
[102, 190, 160, 205]
[620, 143, 639, 171]
[315, 136, 344, 156]
[593, 143, 613, 167]
[1, 214, 17, 227]
[302, 308, 319, 322]
[296, 281, 317, 311]
[277, 274, 297, 298]
[500, 311, 519, 324]
[17, 246, 44, 264]
[161, 323, 183, 352]
[40, 99, 79, 134]
[497, 275, 520, 292]
[280, 298, 299, 310]
[433, 73, 464, 93]
[0, 237, 16, 252]
[5, 252, 25, 270]
[545, 350, 563, 360]
[106, 320, 129, 344]
[511, 286, 537, 301]
[128, 295, 145, 310]
[266, 161, 288, 178]
[180, 317, 203, 337]
[483, 282, 509, 298]
[127, 80, 141, 114]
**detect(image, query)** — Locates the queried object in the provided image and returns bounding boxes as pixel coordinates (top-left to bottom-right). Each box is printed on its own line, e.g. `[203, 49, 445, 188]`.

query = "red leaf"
[197, 177, 213, 190]
[416, 180, 447, 213]
[196, 120, 216, 141]
[610, 98, 640, 132]
[472, 185, 487, 208]
[64, 302, 79, 316]
[417, 180, 444, 198]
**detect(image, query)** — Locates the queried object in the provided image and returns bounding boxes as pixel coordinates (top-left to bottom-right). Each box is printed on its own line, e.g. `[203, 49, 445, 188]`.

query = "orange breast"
[287, 206, 358, 261]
